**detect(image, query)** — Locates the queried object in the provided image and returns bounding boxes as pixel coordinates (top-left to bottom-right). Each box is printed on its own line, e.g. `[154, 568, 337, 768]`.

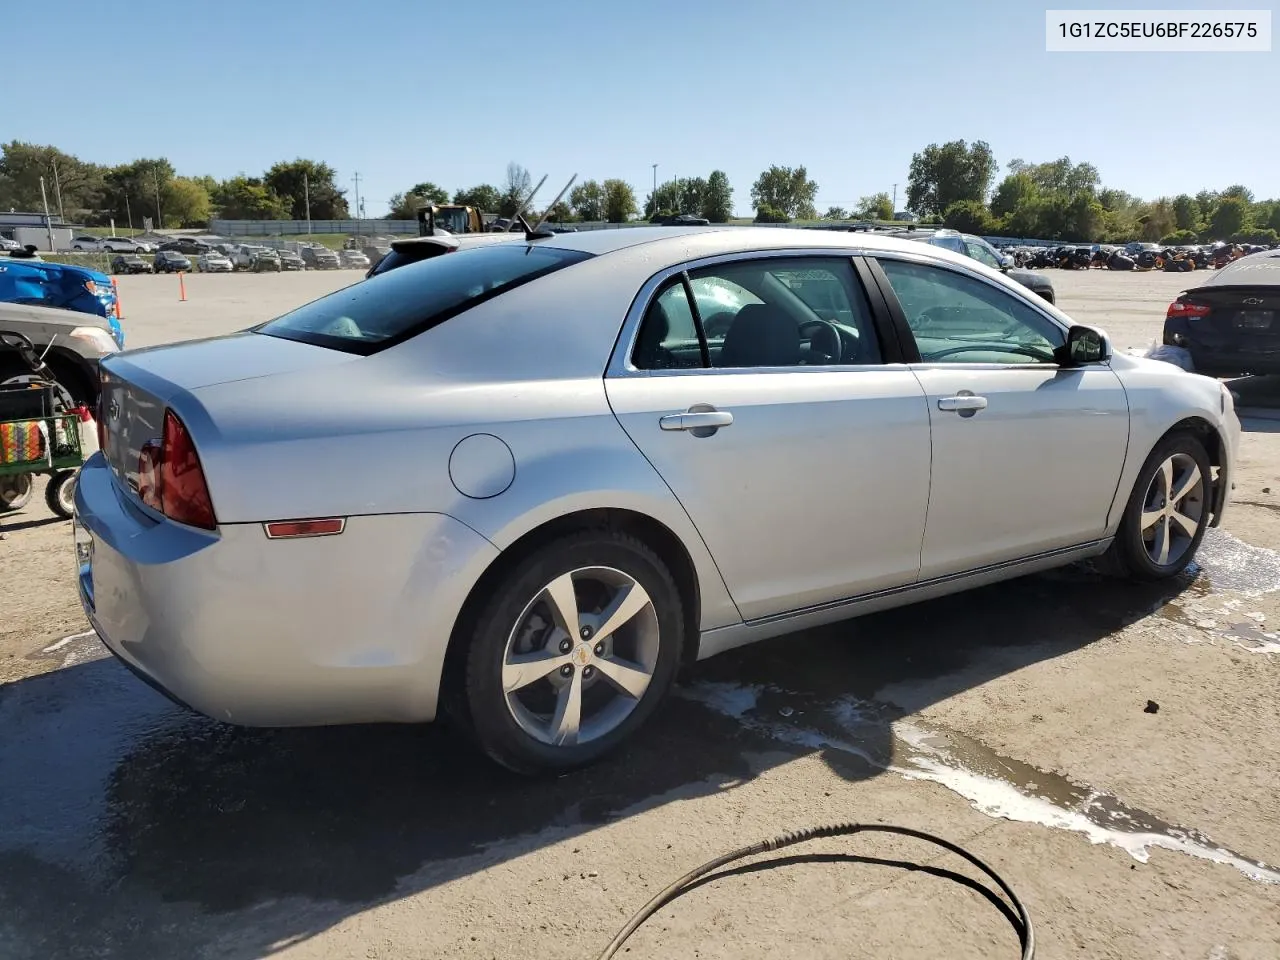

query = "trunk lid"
[98, 332, 355, 506]
[1183, 285, 1280, 344]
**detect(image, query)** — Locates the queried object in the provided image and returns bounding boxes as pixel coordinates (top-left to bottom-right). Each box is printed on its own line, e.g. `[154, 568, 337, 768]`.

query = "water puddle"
[26, 630, 104, 668]
[683, 682, 1280, 885]
[1193, 530, 1280, 595]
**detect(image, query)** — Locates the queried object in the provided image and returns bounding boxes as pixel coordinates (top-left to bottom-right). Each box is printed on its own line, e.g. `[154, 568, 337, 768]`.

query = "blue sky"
[5, 0, 1277, 216]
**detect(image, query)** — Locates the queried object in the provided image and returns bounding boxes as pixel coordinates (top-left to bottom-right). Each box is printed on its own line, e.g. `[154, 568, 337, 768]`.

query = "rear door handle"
[937, 395, 988, 412]
[659, 410, 734, 432]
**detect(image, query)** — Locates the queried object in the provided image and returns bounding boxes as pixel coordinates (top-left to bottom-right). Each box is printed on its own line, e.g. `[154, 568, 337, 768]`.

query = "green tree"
[702, 170, 734, 222]
[1172, 194, 1198, 231]
[1220, 184, 1254, 204]
[569, 179, 605, 221]
[1160, 229, 1200, 245]
[1194, 190, 1219, 222]
[387, 182, 450, 219]
[824, 206, 848, 220]
[453, 184, 501, 212]
[0, 142, 106, 221]
[264, 159, 348, 219]
[941, 200, 994, 235]
[1008, 157, 1098, 196]
[212, 176, 289, 220]
[753, 204, 790, 223]
[165, 177, 212, 227]
[1063, 193, 1104, 240]
[1208, 196, 1250, 240]
[100, 158, 175, 227]
[1265, 204, 1280, 234]
[990, 172, 1037, 218]
[645, 180, 682, 218]
[854, 192, 893, 220]
[750, 165, 818, 219]
[542, 201, 575, 223]
[602, 178, 637, 223]
[906, 140, 996, 218]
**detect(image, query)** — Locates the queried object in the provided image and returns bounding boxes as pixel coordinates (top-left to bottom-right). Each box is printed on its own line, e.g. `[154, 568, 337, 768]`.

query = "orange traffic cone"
[111, 277, 123, 319]
[178, 272, 187, 302]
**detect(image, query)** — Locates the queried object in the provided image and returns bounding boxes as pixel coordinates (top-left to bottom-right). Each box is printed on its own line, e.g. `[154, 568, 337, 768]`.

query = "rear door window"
[257, 243, 591, 354]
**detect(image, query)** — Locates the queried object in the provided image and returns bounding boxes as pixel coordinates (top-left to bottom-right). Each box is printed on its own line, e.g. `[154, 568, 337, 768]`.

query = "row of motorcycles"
[1006, 242, 1272, 273]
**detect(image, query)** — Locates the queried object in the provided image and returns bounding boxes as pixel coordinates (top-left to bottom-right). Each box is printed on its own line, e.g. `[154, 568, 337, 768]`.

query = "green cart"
[0, 331, 86, 519]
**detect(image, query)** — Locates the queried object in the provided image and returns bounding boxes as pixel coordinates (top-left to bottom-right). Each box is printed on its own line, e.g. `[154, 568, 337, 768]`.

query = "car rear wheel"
[458, 531, 685, 774]
[45, 471, 76, 519]
[1099, 432, 1212, 581]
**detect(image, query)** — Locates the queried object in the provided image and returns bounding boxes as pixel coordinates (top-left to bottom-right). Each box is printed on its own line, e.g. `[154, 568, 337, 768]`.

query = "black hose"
[593, 822, 1035, 960]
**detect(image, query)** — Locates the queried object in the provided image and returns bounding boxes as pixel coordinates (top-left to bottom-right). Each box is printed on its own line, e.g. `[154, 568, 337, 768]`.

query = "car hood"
[105, 330, 356, 393]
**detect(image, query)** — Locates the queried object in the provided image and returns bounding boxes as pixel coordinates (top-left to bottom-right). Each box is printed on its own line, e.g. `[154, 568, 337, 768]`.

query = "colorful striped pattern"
[0, 421, 46, 464]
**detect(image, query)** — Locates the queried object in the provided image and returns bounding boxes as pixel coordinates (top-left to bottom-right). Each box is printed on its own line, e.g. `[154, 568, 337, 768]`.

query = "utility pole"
[892, 183, 898, 216]
[39, 176, 55, 251]
[125, 193, 133, 231]
[351, 172, 362, 236]
[153, 167, 164, 229]
[304, 172, 312, 234]
[51, 159, 65, 220]
[652, 163, 658, 208]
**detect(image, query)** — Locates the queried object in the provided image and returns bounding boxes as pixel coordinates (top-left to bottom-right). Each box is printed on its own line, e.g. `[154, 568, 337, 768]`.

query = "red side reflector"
[264, 518, 346, 539]
[1167, 301, 1211, 319]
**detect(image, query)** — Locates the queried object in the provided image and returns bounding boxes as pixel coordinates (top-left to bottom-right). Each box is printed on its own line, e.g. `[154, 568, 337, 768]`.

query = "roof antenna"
[506, 174, 548, 232]
[528, 174, 578, 239]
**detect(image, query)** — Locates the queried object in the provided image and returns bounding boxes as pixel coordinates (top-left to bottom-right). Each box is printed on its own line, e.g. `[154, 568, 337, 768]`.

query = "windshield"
[435, 208, 473, 233]
[257, 243, 591, 354]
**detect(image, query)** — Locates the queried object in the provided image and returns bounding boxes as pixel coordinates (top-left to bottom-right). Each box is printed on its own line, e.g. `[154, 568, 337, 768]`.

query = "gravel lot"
[1, 267, 1278, 960]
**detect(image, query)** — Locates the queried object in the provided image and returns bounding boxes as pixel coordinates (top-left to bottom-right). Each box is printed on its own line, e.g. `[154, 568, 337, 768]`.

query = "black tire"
[457, 530, 686, 775]
[45, 471, 76, 519]
[1099, 432, 1212, 581]
[0, 474, 34, 512]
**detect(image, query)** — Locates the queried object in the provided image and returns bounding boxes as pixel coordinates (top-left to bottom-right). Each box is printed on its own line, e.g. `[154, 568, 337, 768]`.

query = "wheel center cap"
[571, 644, 593, 667]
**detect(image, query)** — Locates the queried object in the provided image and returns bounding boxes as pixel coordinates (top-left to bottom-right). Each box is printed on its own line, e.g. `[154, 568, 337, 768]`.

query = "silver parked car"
[74, 227, 1240, 773]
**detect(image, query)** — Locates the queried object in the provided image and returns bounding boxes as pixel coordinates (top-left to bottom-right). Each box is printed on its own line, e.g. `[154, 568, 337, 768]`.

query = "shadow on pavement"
[0, 562, 1200, 959]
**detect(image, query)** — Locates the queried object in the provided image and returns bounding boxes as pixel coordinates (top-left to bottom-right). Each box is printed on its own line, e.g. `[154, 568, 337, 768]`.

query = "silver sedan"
[74, 227, 1241, 773]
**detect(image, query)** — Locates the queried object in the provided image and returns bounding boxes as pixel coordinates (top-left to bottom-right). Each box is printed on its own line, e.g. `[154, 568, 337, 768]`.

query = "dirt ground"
[1, 267, 1278, 960]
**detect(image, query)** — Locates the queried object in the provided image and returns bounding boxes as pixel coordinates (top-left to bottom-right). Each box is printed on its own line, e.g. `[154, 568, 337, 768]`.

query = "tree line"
[5, 138, 1277, 242]
[907, 139, 1280, 245]
[0, 142, 349, 229]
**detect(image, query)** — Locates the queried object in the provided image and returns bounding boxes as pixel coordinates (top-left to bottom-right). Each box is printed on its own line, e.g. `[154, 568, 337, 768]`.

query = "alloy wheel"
[503, 566, 660, 747]
[1140, 452, 1205, 567]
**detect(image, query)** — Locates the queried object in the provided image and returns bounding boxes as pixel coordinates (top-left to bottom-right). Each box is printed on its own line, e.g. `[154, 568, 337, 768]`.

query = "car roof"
[1192, 249, 1280, 287]
[532, 225, 977, 263]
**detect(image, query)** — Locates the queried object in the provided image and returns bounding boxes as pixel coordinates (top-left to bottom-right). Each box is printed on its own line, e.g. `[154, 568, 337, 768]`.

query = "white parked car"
[74, 227, 1241, 774]
[197, 252, 234, 273]
[70, 235, 105, 251]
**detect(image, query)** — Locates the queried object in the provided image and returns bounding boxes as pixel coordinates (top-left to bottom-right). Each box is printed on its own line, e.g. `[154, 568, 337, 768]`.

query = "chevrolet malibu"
[74, 227, 1240, 774]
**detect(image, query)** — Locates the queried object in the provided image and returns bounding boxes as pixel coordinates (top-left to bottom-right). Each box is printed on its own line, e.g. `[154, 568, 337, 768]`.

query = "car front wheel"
[458, 531, 685, 774]
[1101, 432, 1212, 580]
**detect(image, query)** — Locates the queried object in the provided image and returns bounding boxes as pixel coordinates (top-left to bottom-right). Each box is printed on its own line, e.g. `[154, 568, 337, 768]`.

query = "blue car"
[0, 258, 124, 347]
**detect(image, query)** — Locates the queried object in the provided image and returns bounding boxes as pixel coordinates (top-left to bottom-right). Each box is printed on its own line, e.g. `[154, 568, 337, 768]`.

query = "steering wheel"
[798, 319, 842, 365]
[923, 343, 1056, 364]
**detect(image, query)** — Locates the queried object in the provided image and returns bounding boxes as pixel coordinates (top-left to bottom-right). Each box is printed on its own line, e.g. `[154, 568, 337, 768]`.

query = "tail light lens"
[134, 409, 217, 529]
[1167, 301, 1211, 319]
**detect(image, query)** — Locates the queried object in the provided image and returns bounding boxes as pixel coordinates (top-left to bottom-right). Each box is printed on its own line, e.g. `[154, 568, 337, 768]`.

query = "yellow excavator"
[415, 173, 576, 238]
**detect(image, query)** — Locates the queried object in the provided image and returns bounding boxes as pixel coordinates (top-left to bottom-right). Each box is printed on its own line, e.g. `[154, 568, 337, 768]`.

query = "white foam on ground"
[685, 682, 1280, 885]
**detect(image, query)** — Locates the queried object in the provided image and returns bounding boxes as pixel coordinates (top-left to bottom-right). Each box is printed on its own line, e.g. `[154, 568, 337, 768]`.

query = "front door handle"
[659, 410, 734, 433]
[937, 395, 988, 413]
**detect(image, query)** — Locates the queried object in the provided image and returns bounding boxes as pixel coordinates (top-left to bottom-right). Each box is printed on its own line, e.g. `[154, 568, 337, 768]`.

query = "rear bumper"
[73, 453, 500, 726]
[1164, 322, 1280, 375]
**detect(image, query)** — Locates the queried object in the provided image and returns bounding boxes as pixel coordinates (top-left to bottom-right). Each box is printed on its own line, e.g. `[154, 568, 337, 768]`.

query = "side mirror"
[998, 254, 1015, 269]
[1055, 325, 1111, 366]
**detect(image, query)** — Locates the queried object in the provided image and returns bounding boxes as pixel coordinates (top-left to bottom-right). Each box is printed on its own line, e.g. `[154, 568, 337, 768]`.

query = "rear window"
[256, 243, 591, 354]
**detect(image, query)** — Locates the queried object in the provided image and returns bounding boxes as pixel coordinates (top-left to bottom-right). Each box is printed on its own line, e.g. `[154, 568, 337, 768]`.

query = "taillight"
[1167, 301, 1211, 319]
[133, 410, 216, 529]
[159, 409, 216, 529]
